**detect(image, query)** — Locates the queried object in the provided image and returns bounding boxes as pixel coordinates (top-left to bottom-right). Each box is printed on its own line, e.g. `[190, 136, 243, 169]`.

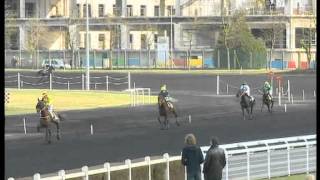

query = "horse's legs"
[172, 109, 180, 126]
[158, 116, 164, 130]
[165, 116, 169, 130]
[246, 108, 251, 119]
[260, 102, 264, 112]
[48, 128, 52, 144]
[54, 121, 60, 140]
[242, 107, 245, 120]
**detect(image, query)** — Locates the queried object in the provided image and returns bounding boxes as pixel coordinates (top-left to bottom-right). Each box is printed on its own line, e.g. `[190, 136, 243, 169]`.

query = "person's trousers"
[187, 171, 201, 180]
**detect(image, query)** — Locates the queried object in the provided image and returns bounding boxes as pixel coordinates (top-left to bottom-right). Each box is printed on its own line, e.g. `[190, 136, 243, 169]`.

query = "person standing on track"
[181, 133, 204, 180]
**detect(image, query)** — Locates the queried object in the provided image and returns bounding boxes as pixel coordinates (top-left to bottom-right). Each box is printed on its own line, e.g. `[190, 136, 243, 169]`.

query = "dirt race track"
[5, 71, 317, 179]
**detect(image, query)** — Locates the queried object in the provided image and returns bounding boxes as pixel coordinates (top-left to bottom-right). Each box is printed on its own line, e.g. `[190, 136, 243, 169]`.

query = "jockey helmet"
[264, 81, 270, 86]
[42, 91, 48, 96]
[160, 84, 167, 91]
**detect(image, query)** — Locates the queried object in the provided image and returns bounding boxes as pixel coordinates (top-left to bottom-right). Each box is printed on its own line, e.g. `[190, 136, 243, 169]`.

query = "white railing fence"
[201, 134, 316, 180]
[8, 135, 315, 180]
[5, 72, 131, 91]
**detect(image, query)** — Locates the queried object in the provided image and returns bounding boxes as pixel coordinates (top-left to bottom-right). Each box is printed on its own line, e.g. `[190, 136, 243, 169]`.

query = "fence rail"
[8, 135, 316, 180]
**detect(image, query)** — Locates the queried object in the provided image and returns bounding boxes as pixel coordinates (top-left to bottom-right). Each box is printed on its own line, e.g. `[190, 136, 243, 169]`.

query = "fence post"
[246, 149, 250, 180]
[287, 80, 290, 102]
[233, 49, 236, 69]
[226, 84, 229, 94]
[82, 74, 84, 90]
[304, 140, 309, 174]
[145, 156, 151, 180]
[128, 72, 131, 90]
[8, 178, 14, 180]
[225, 150, 229, 180]
[266, 144, 271, 179]
[58, 170, 66, 180]
[67, 81, 70, 91]
[163, 153, 170, 180]
[217, 75, 219, 95]
[23, 117, 27, 134]
[81, 166, 89, 180]
[33, 173, 41, 180]
[278, 91, 281, 106]
[104, 162, 111, 180]
[291, 94, 294, 104]
[313, 90, 315, 97]
[302, 89, 305, 101]
[106, 76, 109, 92]
[49, 73, 52, 90]
[125, 159, 132, 180]
[18, 73, 20, 89]
[285, 142, 291, 176]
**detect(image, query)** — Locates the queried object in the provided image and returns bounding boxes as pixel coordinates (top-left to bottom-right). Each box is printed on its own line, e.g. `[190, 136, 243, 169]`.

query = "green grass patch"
[5, 89, 157, 116]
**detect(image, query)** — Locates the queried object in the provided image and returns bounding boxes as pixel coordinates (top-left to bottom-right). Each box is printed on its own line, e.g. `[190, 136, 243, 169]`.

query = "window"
[154, 34, 158, 43]
[154, 6, 159, 16]
[129, 34, 133, 44]
[141, 34, 147, 49]
[98, 34, 105, 49]
[76, 4, 80, 17]
[83, 4, 91, 17]
[113, 5, 117, 15]
[98, 4, 104, 17]
[127, 5, 133, 16]
[167, 6, 174, 16]
[296, 28, 316, 48]
[25, 3, 35, 17]
[140, 5, 146, 16]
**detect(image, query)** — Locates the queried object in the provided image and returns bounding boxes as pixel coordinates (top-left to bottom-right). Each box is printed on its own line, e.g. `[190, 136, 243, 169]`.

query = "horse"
[157, 94, 179, 130]
[261, 90, 274, 113]
[37, 65, 55, 82]
[36, 98, 61, 144]
[236, 89, 255, 120]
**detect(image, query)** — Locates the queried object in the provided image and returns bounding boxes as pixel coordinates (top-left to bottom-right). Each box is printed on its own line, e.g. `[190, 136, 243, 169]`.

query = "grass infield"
[5, 89, 158, 116]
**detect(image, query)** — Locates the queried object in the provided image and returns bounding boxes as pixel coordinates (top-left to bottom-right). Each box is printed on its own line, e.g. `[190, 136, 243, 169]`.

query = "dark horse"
[157, 95, 179, 130]
[236, 90, 255, 120]
[36, 98, 61, 144]
[261, 90, 274, 113]
[37, 65, 55, 82]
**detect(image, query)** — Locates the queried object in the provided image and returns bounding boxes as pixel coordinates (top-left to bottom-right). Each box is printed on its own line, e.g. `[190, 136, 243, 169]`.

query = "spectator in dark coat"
[181, 133, 204, 180]
[203, 137, 226, 180]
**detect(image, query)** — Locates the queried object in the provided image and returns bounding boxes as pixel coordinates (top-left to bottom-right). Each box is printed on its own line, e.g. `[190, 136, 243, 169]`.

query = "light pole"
[86, 0, 90, 90]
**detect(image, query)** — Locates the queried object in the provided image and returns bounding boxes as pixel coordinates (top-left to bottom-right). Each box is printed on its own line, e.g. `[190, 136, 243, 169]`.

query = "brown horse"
[36, 98, 60, 144]
[157, 94, 179, 130]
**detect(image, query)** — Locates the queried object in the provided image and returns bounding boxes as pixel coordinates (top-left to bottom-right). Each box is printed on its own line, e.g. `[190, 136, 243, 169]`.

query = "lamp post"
[86, 0, 90, 90]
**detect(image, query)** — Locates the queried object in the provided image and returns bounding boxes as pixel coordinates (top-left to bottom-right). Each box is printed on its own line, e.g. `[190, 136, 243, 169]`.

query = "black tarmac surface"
[5, 71, 317, 179]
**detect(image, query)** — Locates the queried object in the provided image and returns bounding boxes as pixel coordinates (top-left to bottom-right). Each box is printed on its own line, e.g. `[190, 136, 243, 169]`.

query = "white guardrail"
[8, 134, 315, 180]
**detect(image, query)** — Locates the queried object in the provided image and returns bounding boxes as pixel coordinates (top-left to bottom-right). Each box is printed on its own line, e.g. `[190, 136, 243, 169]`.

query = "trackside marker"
[90, 124, 93, 135]
[188, 115, 191, 123]
[23, 117, 27, 134]
[284, 104, 287, 112]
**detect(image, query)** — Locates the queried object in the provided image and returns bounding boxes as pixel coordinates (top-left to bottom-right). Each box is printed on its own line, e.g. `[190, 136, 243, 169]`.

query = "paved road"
[5, 71, 316, 179]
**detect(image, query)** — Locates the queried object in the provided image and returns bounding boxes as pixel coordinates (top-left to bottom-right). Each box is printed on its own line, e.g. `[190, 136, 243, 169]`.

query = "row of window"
[76, 3, 175, 18]
[96, 33, 159, 49]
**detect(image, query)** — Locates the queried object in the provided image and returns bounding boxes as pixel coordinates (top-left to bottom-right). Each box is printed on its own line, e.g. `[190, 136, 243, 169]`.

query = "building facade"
[5, 0, 317, 68]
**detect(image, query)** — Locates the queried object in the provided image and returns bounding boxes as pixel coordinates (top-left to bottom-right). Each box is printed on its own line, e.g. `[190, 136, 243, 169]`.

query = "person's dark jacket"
[181, 145, 204, 176]
[203, 145, 226, 180]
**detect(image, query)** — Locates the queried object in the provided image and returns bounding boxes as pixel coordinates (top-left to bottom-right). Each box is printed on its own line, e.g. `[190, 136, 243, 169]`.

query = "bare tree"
[262, 10, 286, 69]
[300, 14, 316, 69]
[25, 19, 48, 69]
